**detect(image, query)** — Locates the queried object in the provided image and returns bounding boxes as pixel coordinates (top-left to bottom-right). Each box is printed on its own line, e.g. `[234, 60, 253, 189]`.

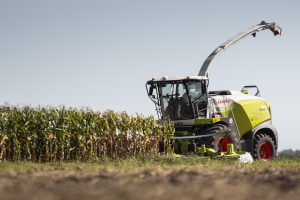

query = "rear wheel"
[253, 133, 276, 160]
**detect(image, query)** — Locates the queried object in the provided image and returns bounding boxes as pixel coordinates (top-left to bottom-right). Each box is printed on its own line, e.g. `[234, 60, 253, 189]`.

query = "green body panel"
[177, 139, 189, 154]
[174, 99, 271, 137]
[174, 131, 190, 154]
[228, 99, 271, 136]
[195, 117, 221, 125]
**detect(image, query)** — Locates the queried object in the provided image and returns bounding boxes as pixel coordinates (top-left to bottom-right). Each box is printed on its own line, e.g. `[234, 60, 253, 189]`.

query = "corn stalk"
[0, 106, 174, 162]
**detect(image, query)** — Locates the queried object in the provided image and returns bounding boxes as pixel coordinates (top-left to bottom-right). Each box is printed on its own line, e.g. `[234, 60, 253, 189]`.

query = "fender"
[241, 120, 278, 153]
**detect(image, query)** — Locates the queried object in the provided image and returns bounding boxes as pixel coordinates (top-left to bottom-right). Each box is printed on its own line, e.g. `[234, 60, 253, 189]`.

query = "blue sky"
[0, 1, 299, 150]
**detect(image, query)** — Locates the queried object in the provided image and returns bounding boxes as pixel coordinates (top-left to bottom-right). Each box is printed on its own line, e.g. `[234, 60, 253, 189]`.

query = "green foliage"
[0, 106, 174, 162]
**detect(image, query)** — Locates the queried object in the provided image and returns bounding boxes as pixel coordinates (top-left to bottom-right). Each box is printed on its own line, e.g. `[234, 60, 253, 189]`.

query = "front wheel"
[253, 133, 276, 160]
[198, 124, 241, 153]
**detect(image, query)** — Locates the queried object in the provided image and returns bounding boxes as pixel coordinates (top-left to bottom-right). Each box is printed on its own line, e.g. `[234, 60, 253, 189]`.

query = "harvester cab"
[146, 21, 282, 160]
[147, 76, 208, 121]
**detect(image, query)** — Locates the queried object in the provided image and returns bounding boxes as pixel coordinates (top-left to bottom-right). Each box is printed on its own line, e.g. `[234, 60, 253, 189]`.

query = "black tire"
[197, 124, 241, 152]
[253, 133, 276, 160]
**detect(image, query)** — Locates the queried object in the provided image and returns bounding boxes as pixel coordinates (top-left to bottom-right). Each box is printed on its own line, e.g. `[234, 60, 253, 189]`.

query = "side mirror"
[148, 85, 154, 96]
[151, 95, 157, 99]
[147, 85, 157, 99]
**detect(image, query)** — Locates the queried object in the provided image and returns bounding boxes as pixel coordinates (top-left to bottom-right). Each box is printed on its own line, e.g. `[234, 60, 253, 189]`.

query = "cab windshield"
[159, 80, 207, 120]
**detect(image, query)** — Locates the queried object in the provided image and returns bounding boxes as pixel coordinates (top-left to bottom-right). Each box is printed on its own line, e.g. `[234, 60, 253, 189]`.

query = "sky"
[0, 0, 299, 150]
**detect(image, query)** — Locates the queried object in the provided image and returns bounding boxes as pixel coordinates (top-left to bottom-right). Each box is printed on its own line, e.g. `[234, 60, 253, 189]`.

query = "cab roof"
[149, 76, 208, 82]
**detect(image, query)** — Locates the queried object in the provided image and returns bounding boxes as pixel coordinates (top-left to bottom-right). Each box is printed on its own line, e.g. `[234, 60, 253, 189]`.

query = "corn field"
[0, 106, 174, 162]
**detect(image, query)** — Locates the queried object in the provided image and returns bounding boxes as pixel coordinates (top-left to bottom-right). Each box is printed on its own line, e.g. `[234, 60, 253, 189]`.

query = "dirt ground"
[0, 167, 299, 200]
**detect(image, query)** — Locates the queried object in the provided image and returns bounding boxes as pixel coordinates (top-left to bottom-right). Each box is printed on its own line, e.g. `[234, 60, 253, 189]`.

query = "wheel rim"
[259, 142, 273, 160]
[218, 137, 231, 152]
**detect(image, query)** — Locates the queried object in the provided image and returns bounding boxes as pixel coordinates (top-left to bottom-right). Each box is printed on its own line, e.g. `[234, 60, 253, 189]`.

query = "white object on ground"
[238, 152, 253, 164]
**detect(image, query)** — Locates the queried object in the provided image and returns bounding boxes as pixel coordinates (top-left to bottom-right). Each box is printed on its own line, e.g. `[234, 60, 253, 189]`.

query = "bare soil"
[0, 167, 299, 200]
